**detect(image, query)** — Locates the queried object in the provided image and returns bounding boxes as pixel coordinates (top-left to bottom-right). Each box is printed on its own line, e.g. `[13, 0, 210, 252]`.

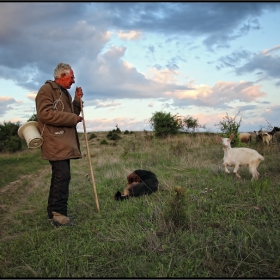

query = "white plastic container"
[18, 121, 43, 149]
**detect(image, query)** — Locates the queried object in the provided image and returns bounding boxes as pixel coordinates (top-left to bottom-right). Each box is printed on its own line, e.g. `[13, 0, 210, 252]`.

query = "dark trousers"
[47, 159, 71, 219]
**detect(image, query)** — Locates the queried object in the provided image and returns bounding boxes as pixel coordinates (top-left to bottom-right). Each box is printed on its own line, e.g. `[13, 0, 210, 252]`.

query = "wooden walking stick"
[79, 94, 100, 213]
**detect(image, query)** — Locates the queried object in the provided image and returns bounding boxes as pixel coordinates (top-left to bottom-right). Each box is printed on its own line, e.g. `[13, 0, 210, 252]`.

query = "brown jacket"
[35, 80, 82, 161]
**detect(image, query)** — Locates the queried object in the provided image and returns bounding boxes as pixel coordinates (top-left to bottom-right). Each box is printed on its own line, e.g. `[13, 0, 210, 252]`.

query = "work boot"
[49, 219, 76, 228]
[49, 211, 76, 227]
[52, 211, 70, 224]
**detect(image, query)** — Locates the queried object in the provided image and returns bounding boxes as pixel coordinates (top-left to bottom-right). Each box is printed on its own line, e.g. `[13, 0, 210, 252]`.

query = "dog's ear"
[114, 191, 122, 200]
[127, 173, 134, 184]
[127, 172, 141, 183]
[135, 174, 141, 182]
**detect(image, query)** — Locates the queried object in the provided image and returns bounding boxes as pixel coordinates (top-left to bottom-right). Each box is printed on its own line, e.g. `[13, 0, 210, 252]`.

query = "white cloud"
[145, 67, 179, 84]
[118, 30, 142, 40]
[170, 81, 266, 108]
[261, 44, 280, 55]
[26, 92, 37, 101]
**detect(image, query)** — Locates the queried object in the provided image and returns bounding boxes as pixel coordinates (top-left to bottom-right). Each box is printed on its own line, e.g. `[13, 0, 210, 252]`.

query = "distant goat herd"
[239, 126, 280, 145]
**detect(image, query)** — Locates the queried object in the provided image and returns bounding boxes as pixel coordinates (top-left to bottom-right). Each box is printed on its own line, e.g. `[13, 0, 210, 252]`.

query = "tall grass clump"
[163, 186, 188, 231]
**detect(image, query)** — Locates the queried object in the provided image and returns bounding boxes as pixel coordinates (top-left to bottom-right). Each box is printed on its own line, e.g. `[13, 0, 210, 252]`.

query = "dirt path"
[0, 165, 50, 194]
[0, 166, 51, 237]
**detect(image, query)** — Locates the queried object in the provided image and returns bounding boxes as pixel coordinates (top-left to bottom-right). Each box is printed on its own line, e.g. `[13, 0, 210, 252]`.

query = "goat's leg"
[250, 160, 261, 181]
[250, 171, 258, 181]
[233, 164, 241, 179]
[254, 170, 259, 180]
[249, 166, 259, 181]
[223, 163, 231, 174]
[255, 169, 260, 180]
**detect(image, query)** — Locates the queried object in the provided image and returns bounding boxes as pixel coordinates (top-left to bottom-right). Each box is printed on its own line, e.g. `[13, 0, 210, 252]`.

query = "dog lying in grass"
[114, 169, 159, 201]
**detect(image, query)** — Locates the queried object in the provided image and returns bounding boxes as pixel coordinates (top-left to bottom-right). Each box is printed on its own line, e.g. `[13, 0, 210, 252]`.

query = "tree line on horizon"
[0, 111, 242, 153]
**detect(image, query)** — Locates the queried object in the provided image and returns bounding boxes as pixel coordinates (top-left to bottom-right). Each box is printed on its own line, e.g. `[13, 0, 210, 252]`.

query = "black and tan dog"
[114, 169, 159, 201]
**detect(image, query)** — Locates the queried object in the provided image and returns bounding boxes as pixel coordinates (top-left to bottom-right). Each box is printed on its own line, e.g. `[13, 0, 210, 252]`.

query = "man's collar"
[55, 82, 68, 92]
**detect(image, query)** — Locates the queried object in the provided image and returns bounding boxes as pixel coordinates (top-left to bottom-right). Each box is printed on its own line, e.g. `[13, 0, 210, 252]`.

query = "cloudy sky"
[1, 2, 280, 133]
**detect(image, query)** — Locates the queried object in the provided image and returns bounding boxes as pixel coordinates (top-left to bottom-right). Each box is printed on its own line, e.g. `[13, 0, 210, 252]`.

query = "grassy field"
[0, 131, 280, 277]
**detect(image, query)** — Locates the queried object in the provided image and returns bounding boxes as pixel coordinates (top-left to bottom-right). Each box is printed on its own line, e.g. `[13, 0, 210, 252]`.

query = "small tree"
[215, 112, 242, 147]
[150, 111, 183, 138]
[183, 115, 205, 132]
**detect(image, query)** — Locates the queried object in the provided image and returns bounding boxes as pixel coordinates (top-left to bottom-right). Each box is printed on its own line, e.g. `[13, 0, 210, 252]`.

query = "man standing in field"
[35, 62, 83, 227]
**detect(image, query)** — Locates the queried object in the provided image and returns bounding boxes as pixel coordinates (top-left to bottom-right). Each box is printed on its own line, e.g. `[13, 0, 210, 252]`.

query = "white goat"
[218, 134, 264, 181]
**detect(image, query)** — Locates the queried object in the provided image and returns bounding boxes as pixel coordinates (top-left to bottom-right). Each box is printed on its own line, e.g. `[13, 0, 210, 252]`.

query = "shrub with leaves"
[89, 133, 97, 140]
[0, 121, 23, 152]
[6, 135, 22, 152]
[100, 139, 108, 145]
[150, 111, 183, 138]
[106, 125, 122, 140]
[215, 112, 242, 147]
[111, 124, 121, 134]
[106, 131, 122, 140]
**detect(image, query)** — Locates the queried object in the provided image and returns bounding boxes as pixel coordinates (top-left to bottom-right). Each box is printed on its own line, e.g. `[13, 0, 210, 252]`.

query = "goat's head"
[218, 133, 234, 148]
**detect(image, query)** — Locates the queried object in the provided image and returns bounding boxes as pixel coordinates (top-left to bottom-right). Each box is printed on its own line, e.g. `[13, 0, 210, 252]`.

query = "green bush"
[5, 136, 22, 152]
[0, 121, 22, 152]
[107, 131, 122, 140]
[110, 133, 122, 140]
[110, 125, 121, 134]
[150, 111, 183, 138]
[89, 133, 97, 140]
[100, 139, 108, 145]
